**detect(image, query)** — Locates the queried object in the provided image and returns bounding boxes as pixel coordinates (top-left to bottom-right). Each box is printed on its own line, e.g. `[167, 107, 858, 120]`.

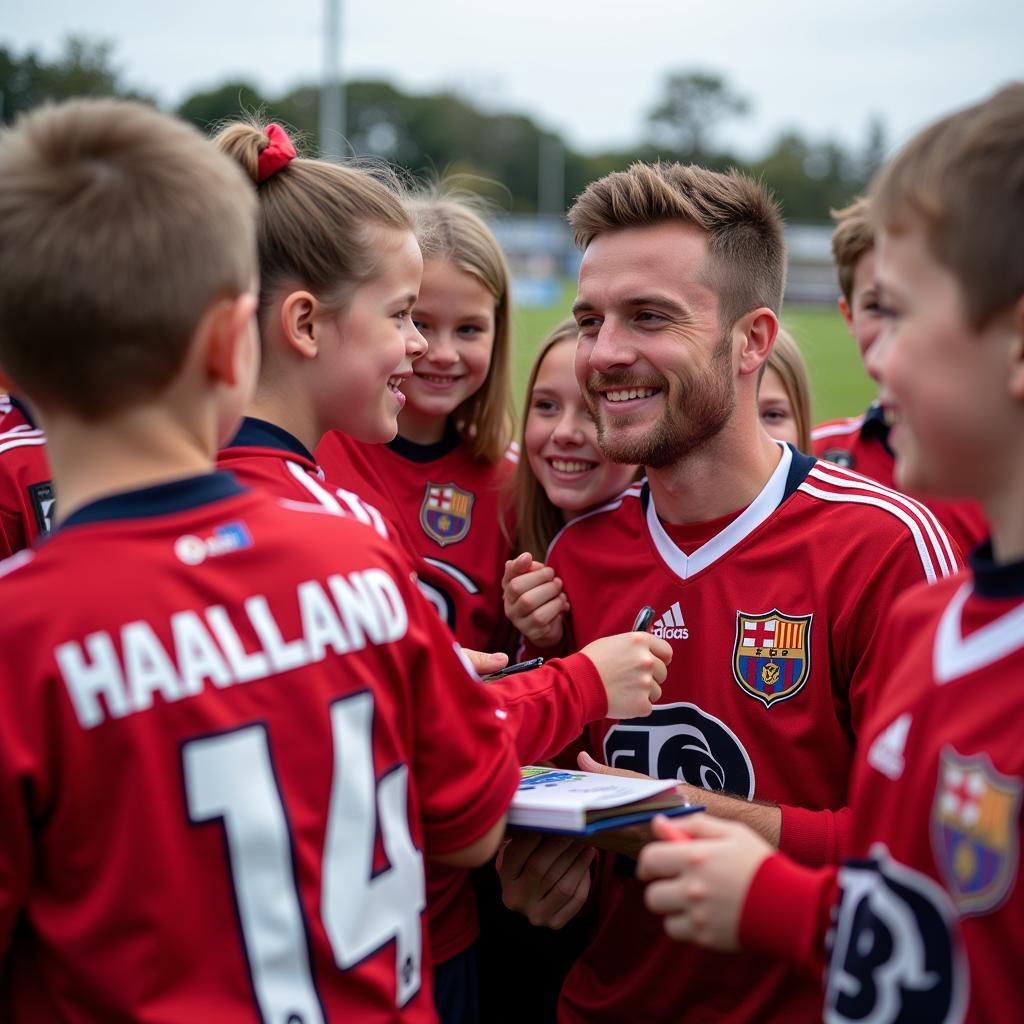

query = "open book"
[509, 766, 702, 836]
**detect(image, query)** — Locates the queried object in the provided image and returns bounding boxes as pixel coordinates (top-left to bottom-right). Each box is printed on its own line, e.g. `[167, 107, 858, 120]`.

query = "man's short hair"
[871, 83, 1024, 328]
[568, 162, 786, 330]
[0, 99, 257, 419]
[830, 197, 874, 305]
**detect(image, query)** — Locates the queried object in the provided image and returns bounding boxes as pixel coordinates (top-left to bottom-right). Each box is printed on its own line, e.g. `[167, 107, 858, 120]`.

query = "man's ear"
[0, 367, 14, 393]
[206, 293, 258, 388]
[736, 308, 778, 378]
[279, 290, 320, 360]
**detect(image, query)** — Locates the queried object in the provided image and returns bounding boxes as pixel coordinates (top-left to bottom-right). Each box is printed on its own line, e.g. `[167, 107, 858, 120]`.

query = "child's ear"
[1008, 295, 1024, 403]
[279, 290, 320, 360]
[837, 296, 854, 333]
[206, 293, 258, 388]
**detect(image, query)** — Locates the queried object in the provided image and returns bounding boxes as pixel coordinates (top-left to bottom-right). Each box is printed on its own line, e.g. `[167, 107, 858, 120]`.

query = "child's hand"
[502, 552, 569, 649]
[580, 631, 671, 720]
[637, 813, 772, 952]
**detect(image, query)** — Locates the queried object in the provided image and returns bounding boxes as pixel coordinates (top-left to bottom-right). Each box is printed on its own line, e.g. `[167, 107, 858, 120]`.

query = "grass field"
[510, 281, 877, 427]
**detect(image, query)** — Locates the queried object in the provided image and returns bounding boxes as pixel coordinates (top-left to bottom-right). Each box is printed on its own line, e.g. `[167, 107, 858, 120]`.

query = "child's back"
[0, 475, 517, 1021]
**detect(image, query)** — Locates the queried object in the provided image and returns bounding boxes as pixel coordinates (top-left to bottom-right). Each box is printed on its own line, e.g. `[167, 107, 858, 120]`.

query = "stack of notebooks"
[509, 766, 703, 836]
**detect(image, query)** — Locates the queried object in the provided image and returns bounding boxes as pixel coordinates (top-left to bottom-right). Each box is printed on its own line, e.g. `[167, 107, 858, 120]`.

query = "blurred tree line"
[1, 37, 886, 222]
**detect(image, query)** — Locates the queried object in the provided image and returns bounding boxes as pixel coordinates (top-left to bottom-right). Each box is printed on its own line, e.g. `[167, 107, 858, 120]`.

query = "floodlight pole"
[538, 133, 565, 216]
[320, 0, 345, 161]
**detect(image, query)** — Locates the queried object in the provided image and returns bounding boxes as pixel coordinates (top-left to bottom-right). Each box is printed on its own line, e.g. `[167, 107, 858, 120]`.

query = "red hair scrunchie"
[256, 123, 296, 182]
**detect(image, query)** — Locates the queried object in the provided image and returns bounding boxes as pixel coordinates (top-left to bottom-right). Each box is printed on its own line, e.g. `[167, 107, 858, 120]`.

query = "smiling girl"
[316, 195, 516, 653]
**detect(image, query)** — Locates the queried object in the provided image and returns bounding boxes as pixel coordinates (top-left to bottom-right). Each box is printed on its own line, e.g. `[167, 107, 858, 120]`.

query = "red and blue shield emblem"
[931, 748, 1021, 916]
[419, 482, 474, 547]
[732, 610, 812, 709]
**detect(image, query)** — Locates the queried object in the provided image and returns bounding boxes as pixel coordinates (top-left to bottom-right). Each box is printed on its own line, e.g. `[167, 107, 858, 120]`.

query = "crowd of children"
[0, 81, 1019, 1023]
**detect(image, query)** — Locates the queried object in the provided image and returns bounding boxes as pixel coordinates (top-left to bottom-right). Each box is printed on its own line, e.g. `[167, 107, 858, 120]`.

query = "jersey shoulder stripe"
[799, 465, 957, 583]
[545, 483, 644, 561]
[0, 434, 47, 457]
[807, 462, 958, 572]
[504, 441, 520, 464]
[0, 548, 35, 579]
[811, 417, 865, 441]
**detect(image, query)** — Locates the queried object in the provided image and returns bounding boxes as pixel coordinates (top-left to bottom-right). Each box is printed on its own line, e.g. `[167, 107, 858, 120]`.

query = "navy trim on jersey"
[388, 419, 462, 463]
[859, 400, 893, 454]
[60, 472, 246, 529]
[8, 394, 38, 428]
[970, 541, 1024, 599]
[639, 442, 814, 515]
[783, 445, 817, 499]
[226, 417, 315, 463]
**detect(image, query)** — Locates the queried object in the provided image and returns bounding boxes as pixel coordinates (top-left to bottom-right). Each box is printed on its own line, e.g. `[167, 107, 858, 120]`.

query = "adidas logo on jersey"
[651, 602, 689, 640]
[867, 713, 912, 780]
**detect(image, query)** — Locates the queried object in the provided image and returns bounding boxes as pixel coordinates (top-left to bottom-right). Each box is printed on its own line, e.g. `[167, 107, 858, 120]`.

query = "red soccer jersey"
[544, 444, 961, 1024]
[0, 395, 54, 556]
[0, 472, 520, 1024]
[316, 425, 517, 653]
[741, 547, 1024, 1022]
[813, 401, 988, 555]
[221, 419, 605, 966]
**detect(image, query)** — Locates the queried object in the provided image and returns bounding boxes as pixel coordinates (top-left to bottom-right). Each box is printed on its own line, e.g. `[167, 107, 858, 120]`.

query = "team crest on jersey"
[732, 610, 812, 709]
[931, 747, 1022, 916]
[419, 482, 474, 546]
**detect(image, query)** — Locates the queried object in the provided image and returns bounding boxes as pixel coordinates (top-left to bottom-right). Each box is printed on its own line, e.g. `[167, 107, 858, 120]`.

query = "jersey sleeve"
[0, 665, 40, 963]
[395, 559, 520, 857]
[489, 652, 606, 764]
[738, 852, 839, 978]
[777, 524, 961, 866]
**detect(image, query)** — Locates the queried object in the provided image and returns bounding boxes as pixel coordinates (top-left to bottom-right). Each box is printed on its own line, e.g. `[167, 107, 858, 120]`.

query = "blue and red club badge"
[419, 482, 475, 546]
[732, 610, 813, 709]
[931, 748, 1022, 916]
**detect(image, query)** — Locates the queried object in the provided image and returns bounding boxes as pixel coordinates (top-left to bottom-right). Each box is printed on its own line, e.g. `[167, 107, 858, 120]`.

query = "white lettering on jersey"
[55, 569, 409, 729]
[652, 601, 690, 640]
[867, 713, 912, 781]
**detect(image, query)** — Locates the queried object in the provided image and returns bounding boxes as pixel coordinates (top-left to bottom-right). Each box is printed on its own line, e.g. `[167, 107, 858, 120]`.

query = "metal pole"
[320, 0, 345, 161]
[538, 133, 565, 216]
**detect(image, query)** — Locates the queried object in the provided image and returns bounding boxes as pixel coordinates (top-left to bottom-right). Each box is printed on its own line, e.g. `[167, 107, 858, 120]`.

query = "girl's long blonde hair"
[405, 193, 514, 464]
[767, 328, 813, 453]
[506, 320, 581, 558]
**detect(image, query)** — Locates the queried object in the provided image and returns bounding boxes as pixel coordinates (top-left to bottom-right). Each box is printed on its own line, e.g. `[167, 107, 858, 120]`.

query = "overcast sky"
[6, 0, 1022, 158]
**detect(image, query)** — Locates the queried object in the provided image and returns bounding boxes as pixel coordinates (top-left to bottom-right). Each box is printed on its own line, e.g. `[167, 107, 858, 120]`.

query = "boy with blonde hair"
[639, 83, 1024, 1023]
[0, 98, 520, 1022]
[813, 197, 988, 552]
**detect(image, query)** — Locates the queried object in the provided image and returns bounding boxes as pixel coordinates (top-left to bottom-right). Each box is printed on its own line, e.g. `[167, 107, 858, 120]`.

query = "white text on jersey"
[55, 569, 408, 729]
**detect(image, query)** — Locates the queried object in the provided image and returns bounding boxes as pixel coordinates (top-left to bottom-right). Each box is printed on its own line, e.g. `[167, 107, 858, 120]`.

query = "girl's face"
[758, 365, 800, 448]
[400, 259, 496, 438]
[317, 228, 425, 443]
[525, 338, 638, 518]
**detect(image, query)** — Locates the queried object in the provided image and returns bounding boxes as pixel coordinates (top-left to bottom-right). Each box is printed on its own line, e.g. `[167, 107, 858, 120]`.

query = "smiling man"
[501, 162, 962, 1023]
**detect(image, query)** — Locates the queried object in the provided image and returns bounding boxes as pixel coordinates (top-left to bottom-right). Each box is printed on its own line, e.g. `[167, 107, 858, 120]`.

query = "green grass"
[510, 282, 877, 426]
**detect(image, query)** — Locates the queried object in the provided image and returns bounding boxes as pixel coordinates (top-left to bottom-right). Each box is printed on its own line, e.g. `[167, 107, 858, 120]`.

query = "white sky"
[5, 0, 1022, 158]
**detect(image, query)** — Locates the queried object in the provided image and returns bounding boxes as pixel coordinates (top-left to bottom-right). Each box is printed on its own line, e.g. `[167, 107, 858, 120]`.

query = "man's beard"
[585, 334, 735, 469]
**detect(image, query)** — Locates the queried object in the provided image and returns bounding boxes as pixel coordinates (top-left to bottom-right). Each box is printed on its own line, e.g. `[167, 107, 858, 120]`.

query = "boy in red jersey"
[638, 84, 1024, 1023]
[0, 393, 53, 555]
[500, 162, 960, 1023]
[0, 98, 522, 1023]
[812, 196, 987, 552]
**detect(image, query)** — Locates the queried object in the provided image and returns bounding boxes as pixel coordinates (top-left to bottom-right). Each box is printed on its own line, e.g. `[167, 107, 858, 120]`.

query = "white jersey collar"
[645, 442, 792, 582]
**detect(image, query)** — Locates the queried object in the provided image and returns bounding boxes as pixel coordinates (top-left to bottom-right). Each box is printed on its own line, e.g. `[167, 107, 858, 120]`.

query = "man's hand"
[497, 832, 596, 929]
[503, 552, 569, 650]
[579, 633, 671, 720]
[637, 814, 773, 951]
